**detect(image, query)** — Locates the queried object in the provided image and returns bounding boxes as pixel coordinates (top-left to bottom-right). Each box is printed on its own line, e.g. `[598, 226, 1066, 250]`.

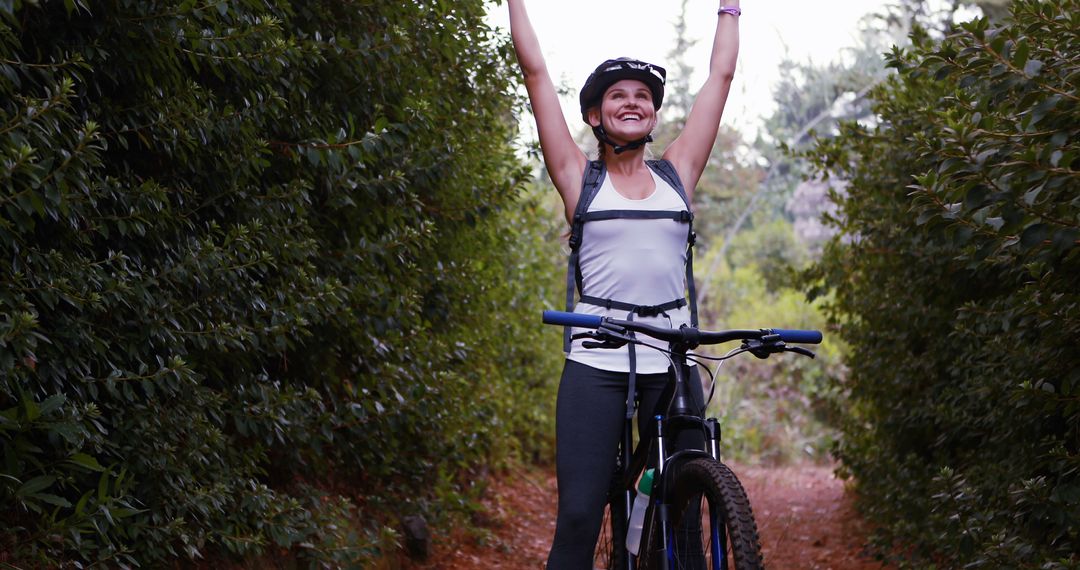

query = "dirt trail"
[410, 463, 890, 570]
[737, 464, 887, 569]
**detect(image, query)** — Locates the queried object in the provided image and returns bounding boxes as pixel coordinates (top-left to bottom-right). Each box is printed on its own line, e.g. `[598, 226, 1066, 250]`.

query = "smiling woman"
[506, 0, 740, 567]
[580, 59, 666, 168]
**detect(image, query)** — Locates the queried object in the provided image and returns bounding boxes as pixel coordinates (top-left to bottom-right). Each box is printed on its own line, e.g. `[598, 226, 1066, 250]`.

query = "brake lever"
[576, 323, 635, 350]
[785, 345, 816, 359]
[571, 330, 631, 343]
[743, 338, 785, 359]
[583, 339, 629, 349]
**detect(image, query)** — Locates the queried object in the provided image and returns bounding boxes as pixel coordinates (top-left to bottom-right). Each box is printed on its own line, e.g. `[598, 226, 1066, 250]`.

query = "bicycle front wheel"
[638, 458, 763, 570]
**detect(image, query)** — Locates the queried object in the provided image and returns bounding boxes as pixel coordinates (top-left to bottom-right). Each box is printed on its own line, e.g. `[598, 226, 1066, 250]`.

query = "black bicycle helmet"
[579, 57, 667, 122]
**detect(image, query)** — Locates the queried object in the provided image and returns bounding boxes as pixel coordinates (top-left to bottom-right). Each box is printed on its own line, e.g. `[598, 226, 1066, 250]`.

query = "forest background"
[1, 0, 1076, 568]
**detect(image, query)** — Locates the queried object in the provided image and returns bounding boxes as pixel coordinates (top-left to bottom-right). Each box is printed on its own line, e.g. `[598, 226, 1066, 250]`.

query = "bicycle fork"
[654, 415, 672, 570]
[648, 415, 724, 570]
[635, 360, 725, 570]
[706, 418, 722, 461]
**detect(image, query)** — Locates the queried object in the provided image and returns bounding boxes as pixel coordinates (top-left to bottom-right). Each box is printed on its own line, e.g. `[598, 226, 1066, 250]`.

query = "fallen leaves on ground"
[410, 462, 891, 570]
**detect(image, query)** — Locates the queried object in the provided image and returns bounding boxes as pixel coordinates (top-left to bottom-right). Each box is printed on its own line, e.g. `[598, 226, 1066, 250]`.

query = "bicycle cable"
[607, 336, 757, 411]
[624, 338, 756, 433]
[688, 347, 745, 409]
[618, 338, 755, 363]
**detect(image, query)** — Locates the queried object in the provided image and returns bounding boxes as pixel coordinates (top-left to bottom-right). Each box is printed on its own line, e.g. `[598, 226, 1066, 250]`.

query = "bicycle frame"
[619, 337, 721, 570]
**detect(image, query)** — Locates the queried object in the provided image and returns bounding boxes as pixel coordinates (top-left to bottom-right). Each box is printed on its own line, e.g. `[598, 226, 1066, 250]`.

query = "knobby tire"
[593, 470, 628, 570]
[638, 458, 764, 570]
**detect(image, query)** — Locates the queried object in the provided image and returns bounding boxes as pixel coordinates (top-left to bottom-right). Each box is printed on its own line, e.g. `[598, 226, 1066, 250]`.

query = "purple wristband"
[718, 6, 741, 16]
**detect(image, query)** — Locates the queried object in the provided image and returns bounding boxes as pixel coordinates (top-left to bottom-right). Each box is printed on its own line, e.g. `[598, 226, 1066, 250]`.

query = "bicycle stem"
[667, 340, 697, 418]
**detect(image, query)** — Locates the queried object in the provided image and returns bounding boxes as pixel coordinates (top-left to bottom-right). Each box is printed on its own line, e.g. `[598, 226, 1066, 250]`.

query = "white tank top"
[566, 165, 693, 373]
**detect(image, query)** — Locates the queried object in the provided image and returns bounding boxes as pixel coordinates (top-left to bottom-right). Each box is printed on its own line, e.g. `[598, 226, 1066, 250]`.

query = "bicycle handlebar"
[541, 310, 823, 345]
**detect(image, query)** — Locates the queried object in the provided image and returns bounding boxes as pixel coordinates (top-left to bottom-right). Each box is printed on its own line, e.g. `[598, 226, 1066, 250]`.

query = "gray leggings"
[546, 359, 707, 569]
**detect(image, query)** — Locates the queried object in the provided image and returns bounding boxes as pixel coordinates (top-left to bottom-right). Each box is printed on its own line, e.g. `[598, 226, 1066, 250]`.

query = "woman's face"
[588, 79, 657, 142]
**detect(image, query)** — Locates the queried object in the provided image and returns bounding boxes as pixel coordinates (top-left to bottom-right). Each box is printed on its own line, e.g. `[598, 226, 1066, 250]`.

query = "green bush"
[805, 0, 1079, 566]
[1, 0, 561, 566]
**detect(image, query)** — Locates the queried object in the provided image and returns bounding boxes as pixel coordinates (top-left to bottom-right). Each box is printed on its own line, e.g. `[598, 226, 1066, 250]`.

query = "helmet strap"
[592, 125, 653, 155]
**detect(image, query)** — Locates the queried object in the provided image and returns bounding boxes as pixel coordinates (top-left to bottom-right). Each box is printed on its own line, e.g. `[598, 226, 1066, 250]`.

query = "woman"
[508, 1, 740, 567]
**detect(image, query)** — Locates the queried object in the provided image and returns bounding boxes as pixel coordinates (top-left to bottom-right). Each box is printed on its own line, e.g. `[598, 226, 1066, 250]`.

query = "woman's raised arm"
[508, 0, 587, 221]
[663, 2, 740, 198]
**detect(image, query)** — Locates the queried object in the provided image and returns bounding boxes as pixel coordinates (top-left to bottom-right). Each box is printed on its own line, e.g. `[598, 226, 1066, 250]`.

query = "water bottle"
[625, 468, 655, 555]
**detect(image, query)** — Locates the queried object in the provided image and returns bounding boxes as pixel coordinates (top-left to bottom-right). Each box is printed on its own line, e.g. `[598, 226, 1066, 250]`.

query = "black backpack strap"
[580, 209, 690, 222]
[647, 159, 699, 327]
[564, 160, 607, 352]
[626, 311, 638, 420]
[646, 159, 691, 209]
[685, 226, 698, 327]
[578, 295, 686, 317]
[646, 159, 689, 206]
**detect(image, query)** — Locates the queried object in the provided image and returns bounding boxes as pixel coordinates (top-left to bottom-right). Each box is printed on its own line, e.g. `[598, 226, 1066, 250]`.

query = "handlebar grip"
[774, 329, 823, 344]
[542, 310, 602, 329]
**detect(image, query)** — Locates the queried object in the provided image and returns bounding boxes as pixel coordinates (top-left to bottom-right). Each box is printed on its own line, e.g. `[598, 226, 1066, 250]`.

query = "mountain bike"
[542, 310, 822, 570]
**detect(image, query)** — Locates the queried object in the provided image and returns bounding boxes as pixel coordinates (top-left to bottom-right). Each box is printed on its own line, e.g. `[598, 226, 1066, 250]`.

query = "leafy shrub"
[804, 0, 1079, 566]
[1, 1, 561, 566]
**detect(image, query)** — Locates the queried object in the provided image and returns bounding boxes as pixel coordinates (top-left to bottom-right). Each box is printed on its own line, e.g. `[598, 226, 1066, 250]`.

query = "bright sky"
[485, 0, 893, 139]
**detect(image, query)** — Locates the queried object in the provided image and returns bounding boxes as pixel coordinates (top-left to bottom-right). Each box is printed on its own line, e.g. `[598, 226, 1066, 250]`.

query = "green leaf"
[1051, 229, 1079, 252]
[22, 397, 40, 422]
[990, 35, 1006, 55]
[1019, 223, 1048, 249]
[67, 452, 105, 472]
[110, 506, 142, 519]
[1028, 95, 1060, 127]
[16, 475, 56, 496]
[1023, 184, 1045, 206]
[32, 492, 72, 508]
[1049, 150, 1063, 168]
[304, 147, 321, 166]
[74, 490, 93, 515]
[1012, 38, 1029, 69]
[38, 393, 66, 416]
[964, 186, 989, 210]
[97, 470, 109, 502]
